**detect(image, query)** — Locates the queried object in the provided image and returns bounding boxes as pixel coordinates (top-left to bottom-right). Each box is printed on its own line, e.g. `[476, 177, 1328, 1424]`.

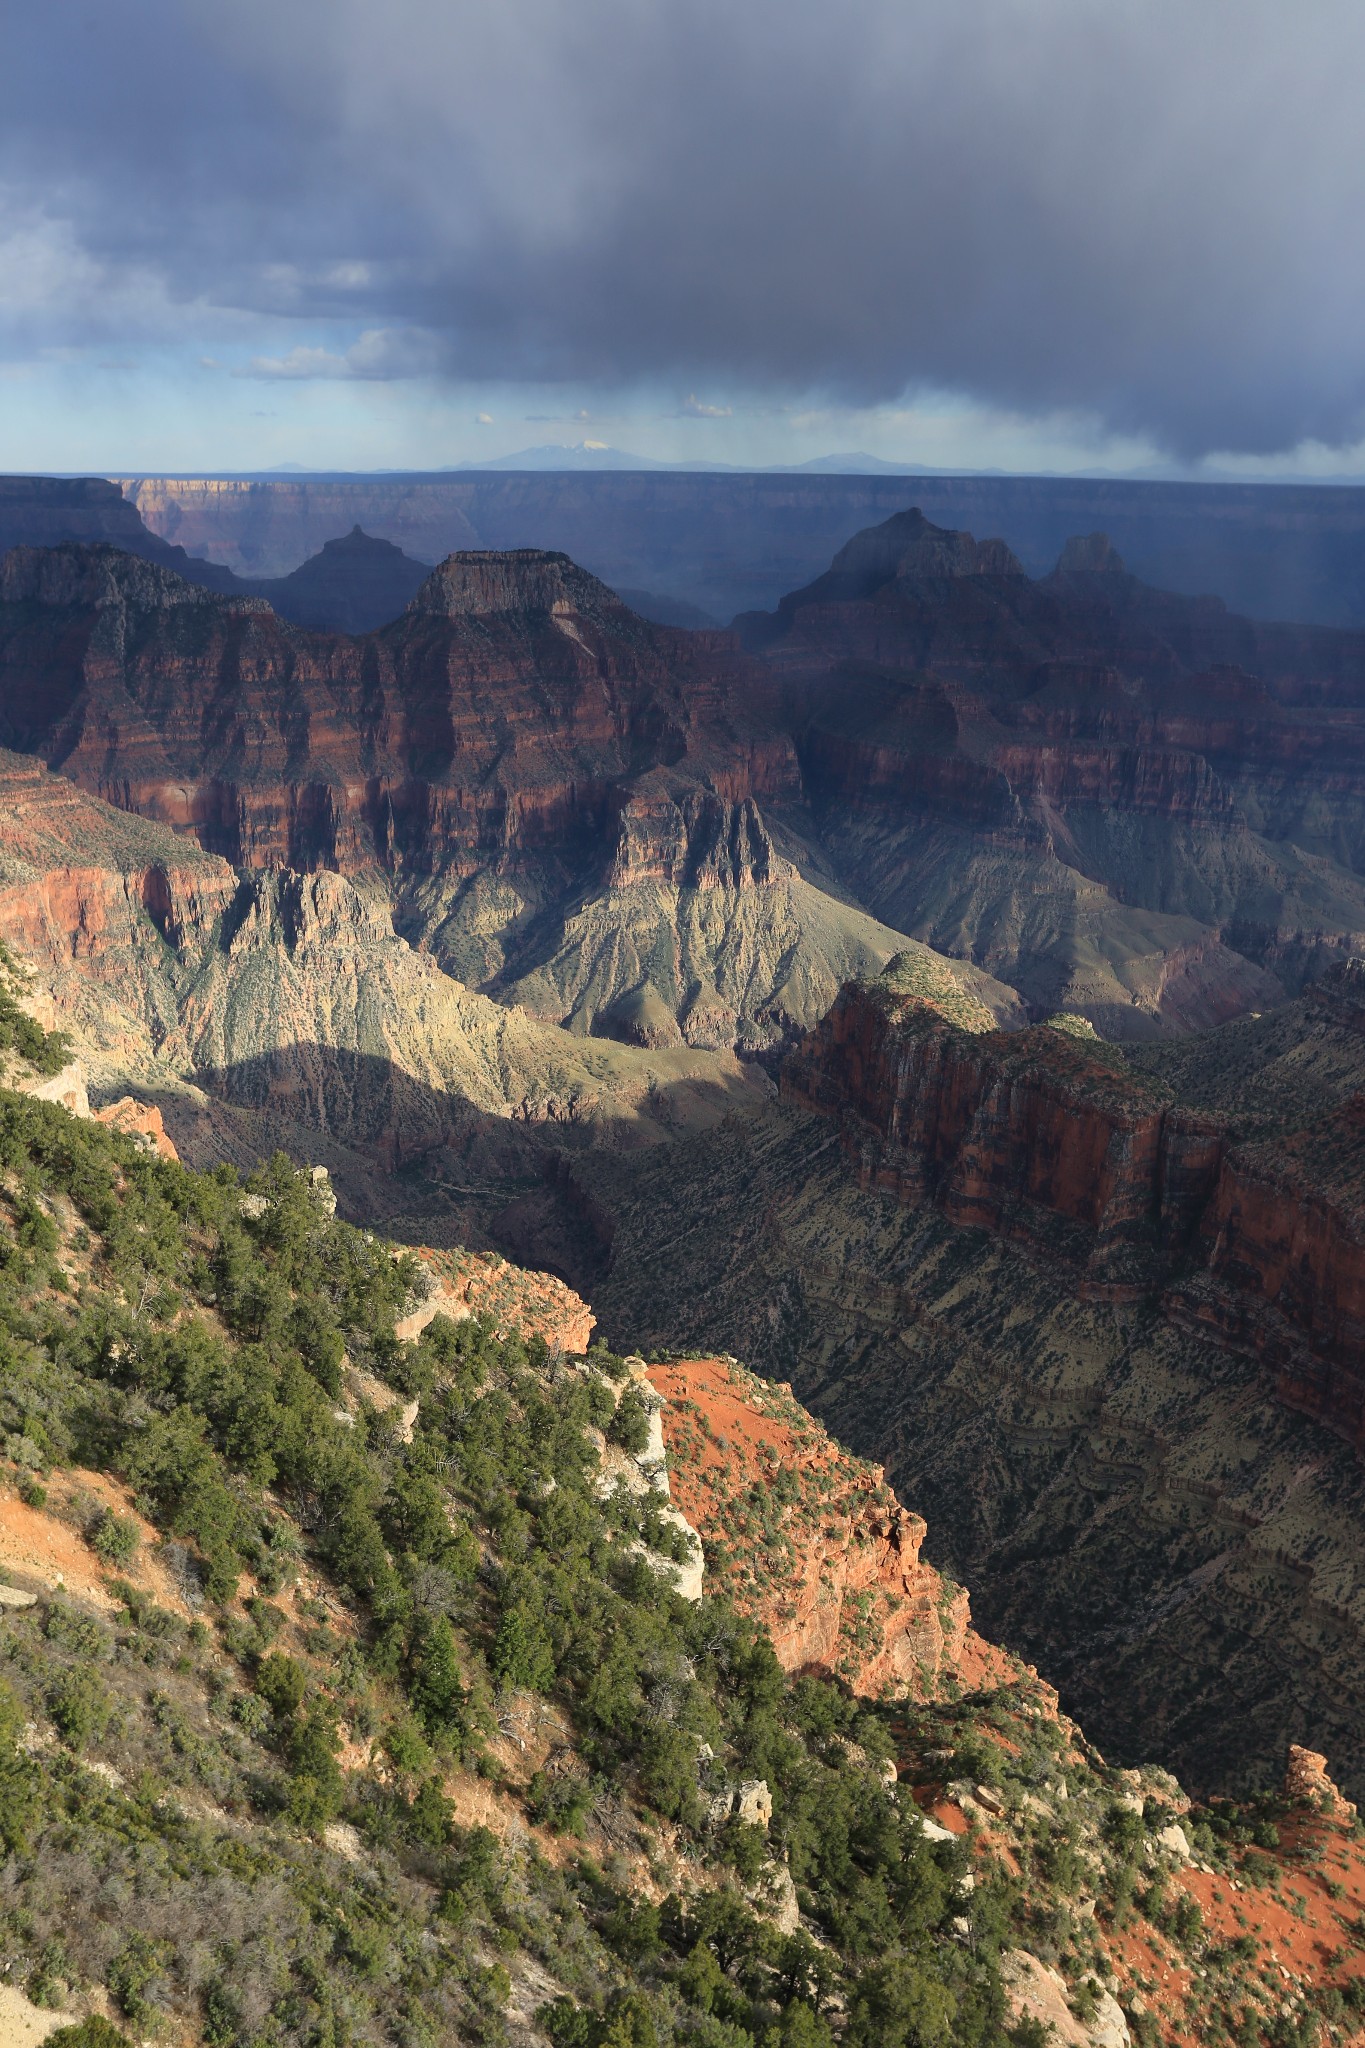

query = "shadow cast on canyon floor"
[139, 1042, 756, 1294]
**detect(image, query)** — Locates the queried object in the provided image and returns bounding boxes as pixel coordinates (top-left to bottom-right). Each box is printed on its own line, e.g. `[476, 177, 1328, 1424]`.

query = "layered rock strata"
[784, 964, 1365, 1455]
[0, 539, 1020, 1052]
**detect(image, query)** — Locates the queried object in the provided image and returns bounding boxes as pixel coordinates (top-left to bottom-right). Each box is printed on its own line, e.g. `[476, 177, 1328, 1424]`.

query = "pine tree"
[492, 1603, 555, 1693]
[410, 1612, 466, 1736]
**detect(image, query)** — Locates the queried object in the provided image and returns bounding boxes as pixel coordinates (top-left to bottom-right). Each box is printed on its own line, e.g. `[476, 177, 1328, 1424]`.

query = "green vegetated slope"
[0, 1007, 1051, 2048]
[9, 997, 1365, 2046]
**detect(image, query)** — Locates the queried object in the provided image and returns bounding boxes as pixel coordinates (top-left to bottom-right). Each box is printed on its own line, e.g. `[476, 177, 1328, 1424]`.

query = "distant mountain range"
[104, 466, 1365, 626]
[447, 441, 971, 474]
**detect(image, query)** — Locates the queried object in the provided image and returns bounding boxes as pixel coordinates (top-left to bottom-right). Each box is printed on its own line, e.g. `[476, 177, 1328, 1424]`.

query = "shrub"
[492, 1603, 555, 1694]
[89, 1511, 139, 1568]
[47, 2024, 131, 2048]
[48, 1668, 111, 1751]
[256, 1652, 306, 1721]
[0, 1684, 37, 1851]
[409, 1612, 469, 1735]
[1103, 1802, 1145, 1856]
[283, 1705, 344, 1829]
[607, 1387, 653, 1455]
[108, 1933, 172, 2025]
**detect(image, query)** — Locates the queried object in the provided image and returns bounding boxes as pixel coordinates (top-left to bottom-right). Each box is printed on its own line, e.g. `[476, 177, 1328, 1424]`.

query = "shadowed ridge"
[826, 505, 1027, 589]
[0, 541, 272, 614]
[1052, 530, 1127, 576]
[250, 524, 430, 633]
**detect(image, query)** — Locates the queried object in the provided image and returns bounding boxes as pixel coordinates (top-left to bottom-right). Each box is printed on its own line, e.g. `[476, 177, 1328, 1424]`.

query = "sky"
[3, 0, 1365, 478]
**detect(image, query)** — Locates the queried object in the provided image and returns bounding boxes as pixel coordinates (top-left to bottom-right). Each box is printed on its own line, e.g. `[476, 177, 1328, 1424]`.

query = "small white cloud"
[324, 261, 372, 289]
[678, 393, 732, 419]
[239, 326, 443, 381]
[476, 410, 494, 423]
[243, 344, 348, 380]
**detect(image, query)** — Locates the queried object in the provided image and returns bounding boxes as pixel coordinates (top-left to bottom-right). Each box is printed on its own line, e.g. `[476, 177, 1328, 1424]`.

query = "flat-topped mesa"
[406, 548, 629, 621]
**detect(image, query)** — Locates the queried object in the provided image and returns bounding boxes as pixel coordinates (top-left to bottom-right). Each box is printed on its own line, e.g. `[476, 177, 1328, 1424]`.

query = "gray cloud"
[4, 0, 1365, 454]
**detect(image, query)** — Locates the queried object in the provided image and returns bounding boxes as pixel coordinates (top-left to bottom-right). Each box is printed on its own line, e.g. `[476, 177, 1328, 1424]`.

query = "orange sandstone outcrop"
[92, 1097, 179, 1161]
[645, 1355, 1010, 1698]
[0, 749, 236, 991]
[1284, 1744, 1359, 1822]
[401, 1246, 596, 1355]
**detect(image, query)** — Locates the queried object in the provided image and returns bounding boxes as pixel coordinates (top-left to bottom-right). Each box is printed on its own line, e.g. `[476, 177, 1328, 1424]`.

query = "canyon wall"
[783, 968, 1365, 1453]
[646, 1352, 1013, 1699]
[10, 511, 1365, 1052]
[115, 468, 1365, 626]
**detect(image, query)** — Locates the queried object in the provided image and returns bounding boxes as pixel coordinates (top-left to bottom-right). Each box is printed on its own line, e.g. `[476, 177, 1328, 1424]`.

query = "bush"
[846, 1957, 957, 2048]
[48, 1668, 111, 1751]
[47, 2024, 131, 2048]
[1103, 1802, 1145, 1856]
[89, 1511, 139, 1568]
[0, 1685, 37, 1851]
[528, 1769, 593, 1837]
[607, 1388, 653, 1456]
[283, 1706, 344, 1829]
[256, 1652, 306, 1721]
[108, 1933, 172, 2025]
[492, 1603, 555, 1694]
[409, 1613, 469, 1735]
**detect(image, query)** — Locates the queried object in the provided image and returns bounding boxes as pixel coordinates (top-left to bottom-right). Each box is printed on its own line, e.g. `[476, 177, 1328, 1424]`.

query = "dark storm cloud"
[3, 0, 1364, 455]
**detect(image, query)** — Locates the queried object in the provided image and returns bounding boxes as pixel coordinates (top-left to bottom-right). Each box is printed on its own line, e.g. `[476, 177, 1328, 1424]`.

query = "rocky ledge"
[646, 1353, 1013, 1698]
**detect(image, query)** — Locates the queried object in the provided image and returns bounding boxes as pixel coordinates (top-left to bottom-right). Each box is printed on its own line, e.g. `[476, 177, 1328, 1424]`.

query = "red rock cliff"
[786, 974, 1365, 1452]
[646, 1354, 1012, 1698]
[0, 544, 796, 877]
[785, 979, 1226, 1291]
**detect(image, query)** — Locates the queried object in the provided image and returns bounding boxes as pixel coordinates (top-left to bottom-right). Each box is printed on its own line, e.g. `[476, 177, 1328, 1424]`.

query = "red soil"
[646, 1356, 1013, 1699]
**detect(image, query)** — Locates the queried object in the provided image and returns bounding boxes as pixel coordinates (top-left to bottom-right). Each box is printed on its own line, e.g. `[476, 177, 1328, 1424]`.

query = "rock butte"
[16, 510, 1365, 1046]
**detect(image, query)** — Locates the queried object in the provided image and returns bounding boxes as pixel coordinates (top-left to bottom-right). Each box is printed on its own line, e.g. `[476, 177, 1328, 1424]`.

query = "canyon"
[113, 467, 1365, 627]
[565, 957, 1365, 1800]
[0, 533, 1016, 1056]
[9, 506, 1365, 1810]
[782, 960, 1365, 1455]
[12, 510, 1365, 1048]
